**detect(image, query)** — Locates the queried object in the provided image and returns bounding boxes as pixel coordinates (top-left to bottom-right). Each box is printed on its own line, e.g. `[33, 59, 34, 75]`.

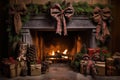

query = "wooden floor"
[0, 63, 120, 80]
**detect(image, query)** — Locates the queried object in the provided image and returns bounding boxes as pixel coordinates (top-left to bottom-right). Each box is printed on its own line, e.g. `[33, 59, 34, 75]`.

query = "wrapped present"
[106, 58, 114, 66]
[88, 48, 95, 57]
[106, 66, 116, 76]
[88, 48, 100, 57]
[18, 61, 28, 76]
[80, 60, 97, 75]
[95, 62, 105, 76]
[2, 59, 22, 78]
[30, 64, 41, 76]
[106, 58, 117, 76]
[41, 61, 49, 74]
[16, 66, 21, 76]
[2, 63, 16, 78]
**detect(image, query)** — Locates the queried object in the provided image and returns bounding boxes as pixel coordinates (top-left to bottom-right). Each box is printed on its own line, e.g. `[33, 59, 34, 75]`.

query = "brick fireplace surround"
[21, 16, 97, 61]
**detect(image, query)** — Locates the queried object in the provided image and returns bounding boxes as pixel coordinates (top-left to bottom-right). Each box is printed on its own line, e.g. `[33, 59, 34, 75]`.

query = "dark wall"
[109, 0, 120, 53]
[0, 0, 8, 57]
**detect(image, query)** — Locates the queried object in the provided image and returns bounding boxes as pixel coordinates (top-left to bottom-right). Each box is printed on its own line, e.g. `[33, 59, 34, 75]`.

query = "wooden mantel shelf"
[22, 16, 96, 31]
[21, 16, 97, 49]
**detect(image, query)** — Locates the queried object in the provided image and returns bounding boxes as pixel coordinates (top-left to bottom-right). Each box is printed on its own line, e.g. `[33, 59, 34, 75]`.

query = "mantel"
[22, 16, 96, 31]
[21, 15, 97, 48]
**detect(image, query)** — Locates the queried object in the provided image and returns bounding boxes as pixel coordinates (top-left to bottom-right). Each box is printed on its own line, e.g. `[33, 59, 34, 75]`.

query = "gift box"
[95, 62, 105, 76]
[2, 63, 16, 78]
[2, 59, 22, 78]
[16, 63, 22, 76]
[106, 58, 114, 66]
[30, 64, 41, 76]
[106, 58, 115, 76]
[106, 58, 118, 76]
[106, 66, 116, 76]
[88, 48, 100, 57]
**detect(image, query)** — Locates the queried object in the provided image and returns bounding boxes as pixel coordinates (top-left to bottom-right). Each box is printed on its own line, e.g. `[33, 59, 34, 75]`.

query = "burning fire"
[63, 49, 68, 54]
[62, 49, 68, 59]
[57, 50, 60, 53]
[62, 56, 68, 59]
[51, 50, 55, 56]
[50, 49, 68, 59]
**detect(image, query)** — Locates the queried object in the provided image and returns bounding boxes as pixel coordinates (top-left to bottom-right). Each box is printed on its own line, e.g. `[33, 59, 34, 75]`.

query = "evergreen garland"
[21, 2, 112, 24]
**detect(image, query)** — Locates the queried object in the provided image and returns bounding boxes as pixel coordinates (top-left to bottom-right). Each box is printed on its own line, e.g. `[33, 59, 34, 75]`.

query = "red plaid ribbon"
[9, 3, 27, 34]
[51, 3, 74, 35]
[93, 7, 111, 43]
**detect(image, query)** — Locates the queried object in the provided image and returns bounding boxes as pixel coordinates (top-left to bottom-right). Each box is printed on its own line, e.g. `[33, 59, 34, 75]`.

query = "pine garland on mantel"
[7, 1, 112, 47]
[21, 1, 112, 23]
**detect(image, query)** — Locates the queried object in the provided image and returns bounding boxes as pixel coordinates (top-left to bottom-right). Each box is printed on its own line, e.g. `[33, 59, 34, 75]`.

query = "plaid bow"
[51, 3, 74, 35]
[93, 7, 111, 43]
[9, 3, 27, 34]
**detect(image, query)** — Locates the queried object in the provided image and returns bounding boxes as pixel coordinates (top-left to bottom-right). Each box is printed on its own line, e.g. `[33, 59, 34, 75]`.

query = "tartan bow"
[50, 3, 74, 35]
[9, 3, 27, 34]
[93, 7, 111, 43]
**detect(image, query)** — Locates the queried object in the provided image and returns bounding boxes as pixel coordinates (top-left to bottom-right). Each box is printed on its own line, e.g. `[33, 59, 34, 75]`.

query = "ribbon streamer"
[9, 3, 27, 34]
[93, 7, 111, 43]
[51, 3, 74, 35]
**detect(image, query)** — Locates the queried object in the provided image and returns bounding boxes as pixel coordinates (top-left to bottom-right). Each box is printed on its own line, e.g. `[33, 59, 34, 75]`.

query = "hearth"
[21, 16, 96, 61]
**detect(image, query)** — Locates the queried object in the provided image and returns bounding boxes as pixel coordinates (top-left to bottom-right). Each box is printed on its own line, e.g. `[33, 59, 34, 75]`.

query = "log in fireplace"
[21, 16, 96, 61]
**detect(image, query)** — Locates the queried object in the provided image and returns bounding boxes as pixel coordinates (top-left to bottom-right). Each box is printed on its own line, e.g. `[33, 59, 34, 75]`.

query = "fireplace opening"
[30, 30, 92, 62]
[42, 32, 76, 62]
[21, 16, 96, 63]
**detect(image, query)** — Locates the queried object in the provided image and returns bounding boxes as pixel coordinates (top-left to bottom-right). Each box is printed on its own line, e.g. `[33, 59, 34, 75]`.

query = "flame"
[51, 50, 55, 56]
[63, 49, 68, 54]
[57, 50, 60, 53]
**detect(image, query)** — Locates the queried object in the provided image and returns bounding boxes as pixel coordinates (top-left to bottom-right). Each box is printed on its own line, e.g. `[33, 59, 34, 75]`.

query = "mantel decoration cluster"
[7, 1, 112, 47]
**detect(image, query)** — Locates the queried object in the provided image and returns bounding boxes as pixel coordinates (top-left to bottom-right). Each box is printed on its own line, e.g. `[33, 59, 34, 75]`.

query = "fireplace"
[21, 16, 96, 61]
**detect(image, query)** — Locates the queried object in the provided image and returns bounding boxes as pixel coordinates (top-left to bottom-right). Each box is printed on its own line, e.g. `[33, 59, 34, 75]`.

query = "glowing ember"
[63, 49, 68, 54]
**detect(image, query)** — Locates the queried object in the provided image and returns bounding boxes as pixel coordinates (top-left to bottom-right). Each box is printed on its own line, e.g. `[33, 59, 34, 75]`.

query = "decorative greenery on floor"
[71, 46, 112, 72]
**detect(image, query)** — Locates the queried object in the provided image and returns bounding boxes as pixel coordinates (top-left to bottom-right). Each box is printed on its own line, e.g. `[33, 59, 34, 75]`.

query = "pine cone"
[26, 45, 37, 63]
